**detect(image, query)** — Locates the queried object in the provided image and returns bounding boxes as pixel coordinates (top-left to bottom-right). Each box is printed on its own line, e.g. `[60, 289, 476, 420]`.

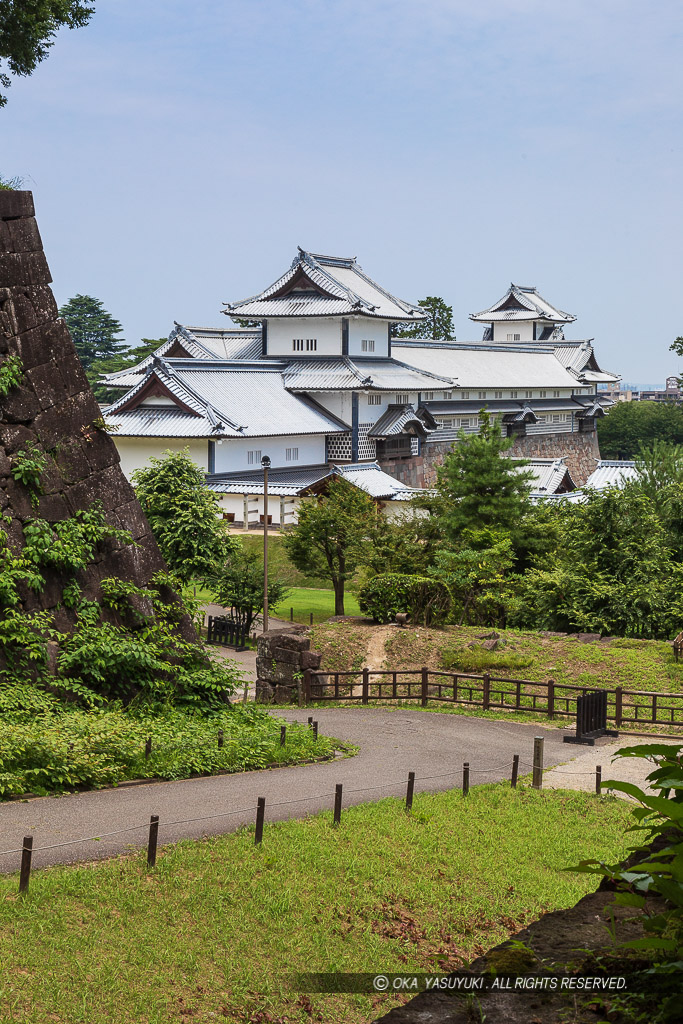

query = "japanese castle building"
[103, 250, 618, 524]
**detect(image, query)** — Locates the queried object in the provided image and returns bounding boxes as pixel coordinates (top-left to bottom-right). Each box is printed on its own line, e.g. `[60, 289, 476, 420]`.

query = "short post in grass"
[280, 724, 286, 747]
[18, 836, 33, 895]
[218, 729, 224, 749]
[532, 736, 544, 790]
[255, 797, 266, 845]
[511, 754, 519, 789]
[405, 771, 415, 812]
[482, 673, 490, 711]
[362, 667, 369, 705]
[309, 612, 313, 626]
[308, 716, 313, 727]
[595, 765, 602, 795]
[290, 606, 293, 622]
[312, 721, 318, 740]
[421, 666, 429, 707]
[547, 679, 555, 720]
[462, 762, 470, 797]
[145, 737, 152, 760]
[147, 815, 159, 869]
[333, 784, 343, 826]
[615, 686, 623, 728]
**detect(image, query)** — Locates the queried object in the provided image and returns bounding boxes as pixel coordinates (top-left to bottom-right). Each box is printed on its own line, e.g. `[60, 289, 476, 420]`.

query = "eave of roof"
[470, 284, 576, 324]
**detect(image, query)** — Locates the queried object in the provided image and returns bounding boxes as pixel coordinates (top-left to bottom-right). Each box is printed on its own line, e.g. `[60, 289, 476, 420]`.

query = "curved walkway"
[0, 710, 645, 874]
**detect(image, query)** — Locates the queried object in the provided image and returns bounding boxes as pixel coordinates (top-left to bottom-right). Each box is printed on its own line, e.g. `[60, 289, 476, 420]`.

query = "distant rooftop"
[470, 284, 576, 325]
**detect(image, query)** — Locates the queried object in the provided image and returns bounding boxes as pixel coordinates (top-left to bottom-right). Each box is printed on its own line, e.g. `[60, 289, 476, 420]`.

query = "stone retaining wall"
[255, 627, 322, 703]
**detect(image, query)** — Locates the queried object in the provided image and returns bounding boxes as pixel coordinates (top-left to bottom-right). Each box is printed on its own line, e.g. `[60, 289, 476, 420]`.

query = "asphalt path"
[0, 709, 599, 874]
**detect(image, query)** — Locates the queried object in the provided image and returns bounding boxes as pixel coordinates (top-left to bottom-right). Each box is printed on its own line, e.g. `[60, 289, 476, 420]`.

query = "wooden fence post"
[532, 736, 544, 790]
[145, 737, 152, 760]
[312, 721, 318, 740]
[362, 668, 369, 705]
[511, 754, 519, 789]
[255, 797, 266, 845]
[147, 815, 159, 868]
[18, 836, 32, 894]
[217, 729, 224, 749]
[421, 666, 429, 707]
[280, 725, 286, 747]
[405, 771, 415, 812]
[462, 762, 470, 796]
[482, 673, 490, 711]
[333, 784, 343, 826]
[595, 765, 602, 795]
[547, 679, 555, 720]
[614, 686, 623, 728]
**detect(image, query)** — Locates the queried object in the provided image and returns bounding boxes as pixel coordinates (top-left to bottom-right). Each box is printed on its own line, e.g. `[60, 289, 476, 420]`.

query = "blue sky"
[2, 0, 683, 383]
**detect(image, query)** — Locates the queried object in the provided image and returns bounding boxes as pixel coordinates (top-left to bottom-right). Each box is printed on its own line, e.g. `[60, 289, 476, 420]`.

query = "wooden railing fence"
[303, 668, 683, 728]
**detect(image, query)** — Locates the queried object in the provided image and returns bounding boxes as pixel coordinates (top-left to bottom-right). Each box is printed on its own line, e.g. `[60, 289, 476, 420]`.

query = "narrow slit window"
[286, 447, 299, 461]
[361, 339, 375, 352]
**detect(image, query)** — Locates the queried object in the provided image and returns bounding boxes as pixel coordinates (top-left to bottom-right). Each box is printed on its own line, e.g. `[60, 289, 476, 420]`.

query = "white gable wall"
[347, 318, 389, 357]
[213, 433, 326, 474]
[492, 320, 535, 342]
[267, 317, 342, 357]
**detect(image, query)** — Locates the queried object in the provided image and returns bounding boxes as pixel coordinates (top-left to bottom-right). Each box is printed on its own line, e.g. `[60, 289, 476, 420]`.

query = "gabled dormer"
[223, 249, 427, 359]
[470, 284, 576, 343]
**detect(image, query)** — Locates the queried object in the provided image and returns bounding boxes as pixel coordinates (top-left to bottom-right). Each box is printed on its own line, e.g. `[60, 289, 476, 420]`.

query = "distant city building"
[602, 376, 681, 403]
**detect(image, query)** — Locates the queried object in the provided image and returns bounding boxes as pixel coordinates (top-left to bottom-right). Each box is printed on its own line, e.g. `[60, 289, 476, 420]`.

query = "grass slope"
[273, 588, 361, 625]
[0, 785, 630, 1024]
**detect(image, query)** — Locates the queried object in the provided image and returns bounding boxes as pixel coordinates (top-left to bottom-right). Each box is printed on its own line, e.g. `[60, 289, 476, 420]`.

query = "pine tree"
[395, 296, 454, 341]
[435, 410, 534, 544]
[59, 294, 125, 370]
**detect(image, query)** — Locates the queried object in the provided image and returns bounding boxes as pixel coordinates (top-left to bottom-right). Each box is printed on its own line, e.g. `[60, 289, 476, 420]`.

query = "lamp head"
[261, 455, 271, 469]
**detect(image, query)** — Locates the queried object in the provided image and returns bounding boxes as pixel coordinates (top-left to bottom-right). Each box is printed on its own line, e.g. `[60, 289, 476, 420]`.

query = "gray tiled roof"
[584, 460, 638, 490]
[206, 461, 418, 501]
[224, 249, 427, 322]
[395, 343, 579, 389]
[367, 404, 435, 438]
[470, 284, 576, 324]
[282, 356, 452, 392]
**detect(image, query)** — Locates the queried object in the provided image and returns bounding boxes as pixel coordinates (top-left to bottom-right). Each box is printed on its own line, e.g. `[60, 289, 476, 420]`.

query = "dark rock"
[25, 361, 69, 411]
[36, 491, 70, 522]
[1, 384, 41, 422]
[273, 646, 301, 666]
[477, 630, 501, 640]
[6, 217, 43, 254]
[274, 684, 295, 704]
[0, 191, 35, 219]
[576, 632, 602, 643]
[255, 680, 275, 703]
[300, 650, 322, 670]
[0, 252, 52, 287]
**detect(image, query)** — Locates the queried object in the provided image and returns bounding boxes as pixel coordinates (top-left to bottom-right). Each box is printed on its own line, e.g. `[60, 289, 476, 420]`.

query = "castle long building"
[104, 250, 618, 523]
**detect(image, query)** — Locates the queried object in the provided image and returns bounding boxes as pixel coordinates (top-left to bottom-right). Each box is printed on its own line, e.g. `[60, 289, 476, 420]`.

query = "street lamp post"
[261, 455, 271, 633]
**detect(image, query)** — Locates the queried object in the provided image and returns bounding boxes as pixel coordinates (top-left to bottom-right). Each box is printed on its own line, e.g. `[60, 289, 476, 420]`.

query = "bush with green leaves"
[358, 573, 451, 626]
[0, 705, 334, 797]
[0, 354, 23, 396]
[210, 551, 289, 633]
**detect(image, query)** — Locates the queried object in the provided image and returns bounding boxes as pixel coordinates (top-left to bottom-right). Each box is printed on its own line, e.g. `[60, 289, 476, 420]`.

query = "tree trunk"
[333, 578, 345, 616]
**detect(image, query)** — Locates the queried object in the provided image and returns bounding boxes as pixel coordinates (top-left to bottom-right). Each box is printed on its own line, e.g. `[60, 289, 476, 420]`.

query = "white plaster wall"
[347, 318, 389, 357]
[492, 321, 534, 342]
[216, 493, 299, 527]
[213, 433, 326, 473]
[312, 392, 353, 422]
[267, 317, 342, 357]
[115, 437, 209, 480]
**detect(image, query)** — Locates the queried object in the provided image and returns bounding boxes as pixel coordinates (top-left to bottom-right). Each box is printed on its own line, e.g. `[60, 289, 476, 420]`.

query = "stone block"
[25, 361, 69, 411]
[0, 192, 34, 219]
[274, 685, 296, 704]
[82, 428, 120, 474]
[0, 448, 10, 475]
[6, 217, 42, 254]
[16, 320, 72, 371]
[1, 384, 41, 423]
[0, 252, 52, 287]
[301, 650, 322, 670]
[273, 646, 301, 666]
[4, 476, 34, 519]
[65, 463, 135, 514]
[256, 656, 276, 682]
[576, 632, 602, 644]
[0, 423, 37, 453]
[114, 499, 151, 541]
[2, 287, 57, 336]
[53, 439, 91, 484]
[37, 491, 70, 522]
[255, 680, 275, 703]
[276, 632, 311, 652]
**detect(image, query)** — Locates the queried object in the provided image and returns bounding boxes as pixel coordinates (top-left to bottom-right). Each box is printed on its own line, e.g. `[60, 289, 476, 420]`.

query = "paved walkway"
[0, 710, 673, 875]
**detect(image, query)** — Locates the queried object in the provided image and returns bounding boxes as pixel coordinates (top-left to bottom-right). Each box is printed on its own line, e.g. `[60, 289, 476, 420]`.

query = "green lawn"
[0, 784, 630, 1024]
[273, 587, 361, 624]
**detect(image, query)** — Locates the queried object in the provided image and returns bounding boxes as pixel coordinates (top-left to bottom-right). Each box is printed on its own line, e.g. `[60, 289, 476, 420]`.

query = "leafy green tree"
[629, 440, 683, 500]
[283, 478, 378, 615]
[59, 294, 124, 370]
[0, 1, 94, 106]
[514, 489, 683, 639]
[429, 528, 514, 626]
[210, 551, 289, 633]
[89, 337, 166, 402]
[435, 410, 534, 545]
[597, 401, 683, 459]
[395, 296, 455, 341]
[133, 449, 239, 585]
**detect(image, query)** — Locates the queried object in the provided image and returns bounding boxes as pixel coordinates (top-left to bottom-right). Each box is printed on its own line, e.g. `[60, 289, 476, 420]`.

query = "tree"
[0, 1, 94, 107]
[429, 528, 514, 626]
[395, 296, 455, 341]
[435, 410, 534, 546]
[210, 551, 289, 633]
[597, 401, 683, 459]
[133, 449, 239, 585]
[630, 440, 683, 500]
[283, 478, 378, 615]
[59, 294, 124, 370]
[89, 337, 166, 402]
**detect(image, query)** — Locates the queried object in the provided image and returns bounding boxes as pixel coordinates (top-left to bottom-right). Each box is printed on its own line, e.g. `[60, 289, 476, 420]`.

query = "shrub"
[358, 573, 451, 626]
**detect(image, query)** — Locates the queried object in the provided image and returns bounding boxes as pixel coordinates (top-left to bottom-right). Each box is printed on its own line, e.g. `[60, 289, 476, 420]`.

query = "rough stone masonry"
[0, 190, 193, 637]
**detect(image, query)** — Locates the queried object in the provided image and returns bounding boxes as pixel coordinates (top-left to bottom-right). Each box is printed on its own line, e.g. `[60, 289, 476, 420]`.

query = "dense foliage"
[284, 478, 379, 615]
[133, 449, 239, 584]
[58, 293, 125, 370]
[0, 705, 330, 797]
[210, 550, 289, 633]
[358, 572, 451, 625]
[597, 400, 683, 459]
[0, 0, 94, 106]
